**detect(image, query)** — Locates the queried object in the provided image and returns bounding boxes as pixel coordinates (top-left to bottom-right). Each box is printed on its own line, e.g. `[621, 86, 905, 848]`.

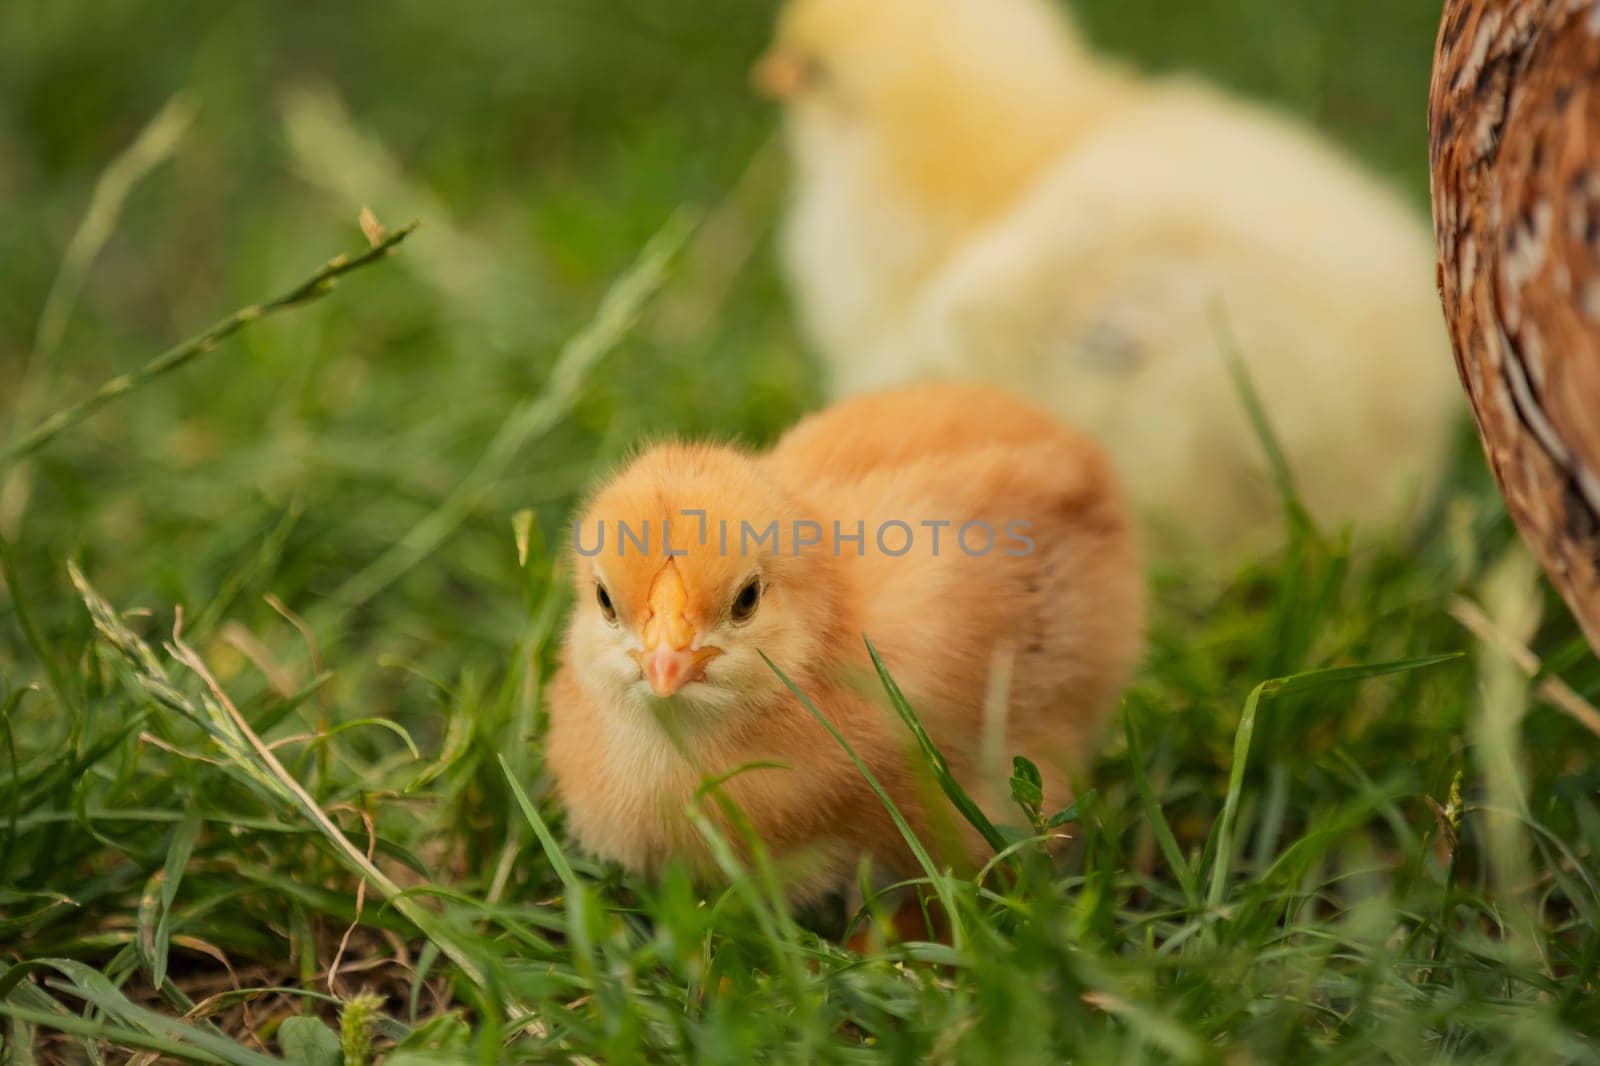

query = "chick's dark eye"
[596, 583, 617, 623]
[731, 578, 762, 624]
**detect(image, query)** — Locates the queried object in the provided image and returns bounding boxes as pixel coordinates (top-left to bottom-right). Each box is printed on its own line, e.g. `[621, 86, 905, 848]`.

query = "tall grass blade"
[1123, 711, 1198, 906]
[0, 531, 72, 714]
[2, 959, 280, 1065]
[4, 222, 418, 465]
[500, 753, 598, 990]
[328, 210, 695, 615]
[26, 94, 197, 381]
[69, 565, 502, 1003]
[864, 637, 1008, 854]
[1206, 653, 1465, 911]
[763, 652, 965, 949]
[1211, 305, 1315, 538]
[137, 809, 201, 990]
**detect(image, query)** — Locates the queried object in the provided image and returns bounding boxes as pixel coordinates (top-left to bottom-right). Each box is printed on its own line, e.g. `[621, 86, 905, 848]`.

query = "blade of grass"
[24, 93, 197, 386]
[1205, 681, 1268, 914]
[497, 755, 577, 892]
[326, 210, 695, 616]
[4, 221, 419, 465]
[1206, 653, 1466, 912]
[136, 809, 201, 991]
[0, 530, 73, 713]
[1265, 653, 1464, 699]
[762, 652, 966, 950]
[0, 685, 26, 882]
[70, 565, 505, 1008]
[1123, 711, 1198, 908]
[1450, 596, 1600, 739]
[3, 959, 281, 1065]
[864, 637, 1008, 855]
[0, 1005, 234, 1065]
[686, 805, 807, 987]
[1466, 550, 1549, 974]
[1211, 304, 1316, 538]
[169, 625, 498, 994]
[498, 754, 596, 980]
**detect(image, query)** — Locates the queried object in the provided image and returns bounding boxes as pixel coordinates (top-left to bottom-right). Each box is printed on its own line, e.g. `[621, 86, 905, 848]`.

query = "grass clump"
[3, 1, 1599, 1061]
[2, 215, 1597, 1060]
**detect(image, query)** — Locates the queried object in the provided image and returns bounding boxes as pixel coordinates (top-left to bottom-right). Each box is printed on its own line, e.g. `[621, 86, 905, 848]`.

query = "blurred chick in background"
[757, 0, 1460, 558]
[547, 385, 1142, 903]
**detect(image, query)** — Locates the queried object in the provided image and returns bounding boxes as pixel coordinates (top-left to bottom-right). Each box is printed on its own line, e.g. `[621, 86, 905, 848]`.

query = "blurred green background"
[0, 0, 1446, 682]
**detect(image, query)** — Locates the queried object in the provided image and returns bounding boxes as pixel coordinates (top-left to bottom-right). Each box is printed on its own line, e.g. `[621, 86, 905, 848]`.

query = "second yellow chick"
[758, 0, 1460, 557]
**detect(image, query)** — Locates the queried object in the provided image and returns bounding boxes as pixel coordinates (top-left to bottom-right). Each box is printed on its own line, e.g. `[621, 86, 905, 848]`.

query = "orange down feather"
[546, 385, 1144, 904]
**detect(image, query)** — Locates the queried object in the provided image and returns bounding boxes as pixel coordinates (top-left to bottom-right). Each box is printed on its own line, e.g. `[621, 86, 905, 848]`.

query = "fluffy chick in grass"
[757, 0, 1460, 558]
[546, 385, 1143, 906]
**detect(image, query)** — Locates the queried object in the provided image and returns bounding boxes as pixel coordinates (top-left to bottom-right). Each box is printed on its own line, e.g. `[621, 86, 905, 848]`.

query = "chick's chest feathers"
[546, 658, 916, 896]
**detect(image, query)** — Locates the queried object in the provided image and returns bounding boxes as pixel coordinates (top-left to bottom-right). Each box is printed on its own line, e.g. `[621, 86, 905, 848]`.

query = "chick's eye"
[596, 583, 617, 624]
[730, 578, 762, 624]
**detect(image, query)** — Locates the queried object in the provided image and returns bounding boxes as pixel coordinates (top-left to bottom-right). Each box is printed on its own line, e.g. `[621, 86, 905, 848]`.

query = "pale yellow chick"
[758, 0, 1460, 557]
[546, 385, 1143, 904]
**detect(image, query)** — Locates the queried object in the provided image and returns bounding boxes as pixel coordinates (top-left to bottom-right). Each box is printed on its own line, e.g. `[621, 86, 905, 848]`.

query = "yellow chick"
[546, 385, 1143, 904]
[757, 0, 1461, 557]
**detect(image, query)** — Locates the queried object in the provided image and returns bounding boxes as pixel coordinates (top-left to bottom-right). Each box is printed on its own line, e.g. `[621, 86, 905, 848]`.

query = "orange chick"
[545, 385, 1143, 904]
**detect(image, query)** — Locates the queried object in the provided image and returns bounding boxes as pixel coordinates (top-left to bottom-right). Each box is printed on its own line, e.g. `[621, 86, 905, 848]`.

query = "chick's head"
[755, 0, 1092, 221]
[568, 444, 841, 722]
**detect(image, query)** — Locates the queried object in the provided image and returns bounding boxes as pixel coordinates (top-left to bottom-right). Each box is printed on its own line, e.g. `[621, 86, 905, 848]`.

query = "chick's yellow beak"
[753, 47, 809, 100]
[632, 562, 721, 698]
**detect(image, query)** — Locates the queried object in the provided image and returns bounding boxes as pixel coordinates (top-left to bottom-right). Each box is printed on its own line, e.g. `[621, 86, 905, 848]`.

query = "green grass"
[4, 0, 1600, 1061]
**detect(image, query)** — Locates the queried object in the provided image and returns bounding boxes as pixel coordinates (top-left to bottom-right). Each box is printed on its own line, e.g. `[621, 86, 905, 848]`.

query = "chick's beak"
[632, 562, 721, 698]
[753, 47, 809, 100]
